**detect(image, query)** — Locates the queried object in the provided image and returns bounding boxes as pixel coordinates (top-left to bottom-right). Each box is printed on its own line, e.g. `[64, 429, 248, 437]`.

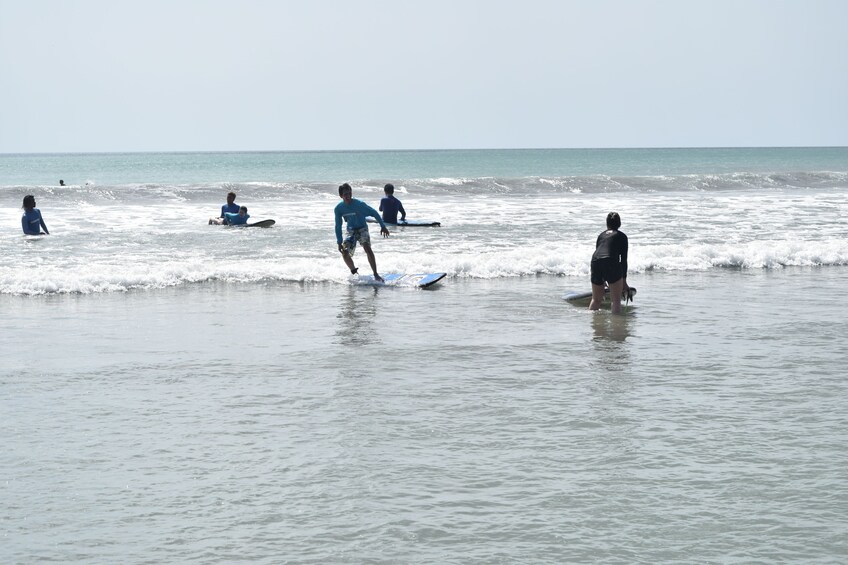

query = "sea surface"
[2, 148, 847, 563]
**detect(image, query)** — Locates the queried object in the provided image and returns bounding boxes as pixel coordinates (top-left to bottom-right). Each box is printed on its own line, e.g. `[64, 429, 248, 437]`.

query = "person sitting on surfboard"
[379, 183, 406, 224]
[21, 194, 49, 235]
[335, 183, 390, 282]
[222, 206, 250, 225]
[208, 192, 240, 224]
[589, 212, 630, 314]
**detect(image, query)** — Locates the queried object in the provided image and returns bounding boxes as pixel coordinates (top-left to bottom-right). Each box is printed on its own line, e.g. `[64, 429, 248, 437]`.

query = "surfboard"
[352, 272, 447, 288]
[563, 286, 637, 304]
[366, 218, 441, 227]
[246, 219, 275, 228]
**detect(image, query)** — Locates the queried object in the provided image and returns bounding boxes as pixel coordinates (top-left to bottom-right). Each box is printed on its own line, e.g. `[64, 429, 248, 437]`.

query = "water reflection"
[334, 286, 381, 347]
[591, 311, 633, 343]
[589, 312, 634, 373]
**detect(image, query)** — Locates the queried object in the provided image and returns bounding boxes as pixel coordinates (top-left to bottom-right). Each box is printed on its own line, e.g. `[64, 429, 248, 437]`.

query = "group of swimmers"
[19, 182, 629, 311]
[198, 183, 405, 283]
[332, 181, 630, 306]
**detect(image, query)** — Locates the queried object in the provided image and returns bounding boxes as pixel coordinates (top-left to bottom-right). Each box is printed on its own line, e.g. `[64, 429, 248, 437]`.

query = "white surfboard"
[563, 286, 637, 304]
[352, 272, 447, 288]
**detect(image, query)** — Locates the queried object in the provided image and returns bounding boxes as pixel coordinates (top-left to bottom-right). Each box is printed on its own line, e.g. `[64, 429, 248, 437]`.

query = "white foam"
[3, 179, 848, 295]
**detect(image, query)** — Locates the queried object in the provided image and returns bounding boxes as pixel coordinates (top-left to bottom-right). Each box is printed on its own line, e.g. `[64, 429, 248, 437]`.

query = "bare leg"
[340, 250, 357, 274]
[588, 283, 606, 311]
[608, 278, 625, 314]
[362, 243, 382, 282]
[209, 217, 224, 225]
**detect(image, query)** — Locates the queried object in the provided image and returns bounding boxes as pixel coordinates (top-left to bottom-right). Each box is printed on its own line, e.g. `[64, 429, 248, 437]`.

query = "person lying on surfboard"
[589, 211, 630, 314]
[208, 191, 240, 224]
[379, 183, 406, 224]
[335, 183, 390, 282]
[222, 206, 250, 225]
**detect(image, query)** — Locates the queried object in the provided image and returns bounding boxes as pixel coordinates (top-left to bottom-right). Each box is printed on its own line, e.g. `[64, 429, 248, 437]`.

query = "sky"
[1, 0, 846, 153]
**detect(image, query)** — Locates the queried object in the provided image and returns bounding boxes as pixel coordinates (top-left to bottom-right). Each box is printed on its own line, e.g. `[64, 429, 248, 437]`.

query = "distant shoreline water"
[2, 146, 847, 185]
[5, 144, 847, 154]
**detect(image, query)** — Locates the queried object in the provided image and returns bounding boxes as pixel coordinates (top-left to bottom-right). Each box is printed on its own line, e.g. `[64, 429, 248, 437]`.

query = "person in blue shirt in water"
[223, 206, 250, 225]
[379, 183, 406, 224]
[335, 183, 390, 281]
[208, 192, 240, 224]
[21, 195, 49, 235]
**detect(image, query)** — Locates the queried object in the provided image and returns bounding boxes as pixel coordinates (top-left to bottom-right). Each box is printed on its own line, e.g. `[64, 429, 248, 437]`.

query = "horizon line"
[3, 145, 848, 157]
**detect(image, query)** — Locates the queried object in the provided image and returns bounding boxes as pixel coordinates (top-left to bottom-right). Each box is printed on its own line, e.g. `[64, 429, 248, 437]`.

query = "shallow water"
[3, 268, 847, 563]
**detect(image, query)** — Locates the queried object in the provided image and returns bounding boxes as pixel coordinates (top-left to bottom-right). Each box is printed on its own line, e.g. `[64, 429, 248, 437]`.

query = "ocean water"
[2, 148, 848, 563]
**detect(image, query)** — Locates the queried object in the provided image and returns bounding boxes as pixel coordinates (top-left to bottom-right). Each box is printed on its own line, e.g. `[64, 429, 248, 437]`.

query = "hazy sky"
[1, 0, 846, 152]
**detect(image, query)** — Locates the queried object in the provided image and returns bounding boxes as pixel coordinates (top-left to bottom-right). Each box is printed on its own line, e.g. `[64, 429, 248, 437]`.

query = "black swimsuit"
[590, 230, 628, 285]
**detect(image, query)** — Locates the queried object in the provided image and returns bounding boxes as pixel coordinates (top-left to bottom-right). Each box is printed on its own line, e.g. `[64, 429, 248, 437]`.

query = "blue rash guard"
[220, 203, 239, 217]
[334, 198, 386, 243]
[224, 212, 250, 225]
[379, 195, 406, 224]
[22, 208, 49, 235]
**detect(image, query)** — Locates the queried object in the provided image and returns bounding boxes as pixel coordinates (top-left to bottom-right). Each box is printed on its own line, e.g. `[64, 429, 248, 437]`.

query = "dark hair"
[240, 206, 248, 213]
[22, 195, 36, 210]
[384, 183, 394, 194]
[606, 212, 621, 230]
[338, 183, 352, 195]
[227, 192, 236, 200]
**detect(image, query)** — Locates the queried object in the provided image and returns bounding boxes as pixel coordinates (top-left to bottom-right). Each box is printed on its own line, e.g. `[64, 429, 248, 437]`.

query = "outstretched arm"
[362, 203, 390, 237]
[334, 208, 344, 245]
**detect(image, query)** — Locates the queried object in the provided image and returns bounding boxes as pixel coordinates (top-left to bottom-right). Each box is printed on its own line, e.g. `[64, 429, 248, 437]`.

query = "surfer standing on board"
[335, 183, 390, 282]
[589, 212, 630, 314]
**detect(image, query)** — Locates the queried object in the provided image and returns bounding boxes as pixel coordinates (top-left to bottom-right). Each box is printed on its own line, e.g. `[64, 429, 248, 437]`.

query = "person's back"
[220, 191, 239, 217]
[22, 209, 45, 234]
[592, 229, 628, 267]
[589, 212, 630, 314]
[379, 183, 406, 224]
[21, 195, 49, 235]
